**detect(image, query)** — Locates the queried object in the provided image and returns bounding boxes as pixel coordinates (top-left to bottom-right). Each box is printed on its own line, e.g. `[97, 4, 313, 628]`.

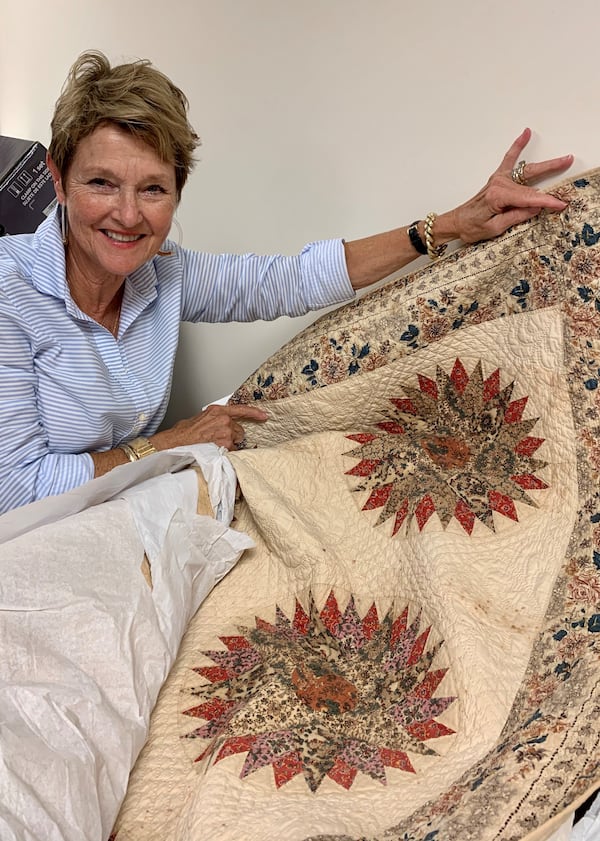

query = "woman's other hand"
[345, 129, 573, 290]
[448, 127, 574, 243]
[153, 403, 268, 451]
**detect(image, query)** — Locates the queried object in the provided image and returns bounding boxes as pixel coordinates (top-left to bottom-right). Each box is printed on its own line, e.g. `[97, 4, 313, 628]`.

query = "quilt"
[112, 169, 600, 841]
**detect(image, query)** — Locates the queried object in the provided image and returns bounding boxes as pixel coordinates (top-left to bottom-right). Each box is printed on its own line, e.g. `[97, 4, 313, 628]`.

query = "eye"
[89, 178, 115, 189]
[143, 184, 167, 195]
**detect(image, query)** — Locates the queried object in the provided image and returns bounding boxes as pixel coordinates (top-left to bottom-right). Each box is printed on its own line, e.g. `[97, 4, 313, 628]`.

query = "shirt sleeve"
[178, 238, 355, 323]
[0, 297, 94, 515]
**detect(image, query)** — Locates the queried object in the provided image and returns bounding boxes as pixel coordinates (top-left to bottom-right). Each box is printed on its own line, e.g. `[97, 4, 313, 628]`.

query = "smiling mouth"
[103, 230, 144, 243]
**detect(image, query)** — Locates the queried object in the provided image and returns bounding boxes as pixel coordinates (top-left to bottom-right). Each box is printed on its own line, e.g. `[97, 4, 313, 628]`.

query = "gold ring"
[511, 160, 527, 185]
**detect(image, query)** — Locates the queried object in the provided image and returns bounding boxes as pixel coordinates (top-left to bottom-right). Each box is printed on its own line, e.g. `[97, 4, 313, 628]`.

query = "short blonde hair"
[49, 50, 200, 199]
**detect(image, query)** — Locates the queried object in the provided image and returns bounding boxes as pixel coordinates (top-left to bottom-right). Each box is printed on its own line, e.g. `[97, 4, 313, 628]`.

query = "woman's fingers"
[485, 177, 567, 213]
[496, 127, 532, 174]
[203, 403, 269, 422]
[494, 128, 573, 187]
[154, 403, 268, 451]
[518, 154, 574, 185]
[198, 403, 268, 448]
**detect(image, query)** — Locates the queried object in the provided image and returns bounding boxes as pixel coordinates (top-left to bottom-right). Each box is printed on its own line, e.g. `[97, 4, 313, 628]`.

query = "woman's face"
[48, 123, 177, 287]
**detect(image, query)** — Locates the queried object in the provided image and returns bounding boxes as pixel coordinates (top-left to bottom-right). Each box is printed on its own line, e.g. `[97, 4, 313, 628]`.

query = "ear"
[46, 153, 66, 204]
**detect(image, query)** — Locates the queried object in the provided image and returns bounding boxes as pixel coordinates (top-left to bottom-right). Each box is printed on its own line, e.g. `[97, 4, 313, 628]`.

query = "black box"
[0, 136, 57, 236]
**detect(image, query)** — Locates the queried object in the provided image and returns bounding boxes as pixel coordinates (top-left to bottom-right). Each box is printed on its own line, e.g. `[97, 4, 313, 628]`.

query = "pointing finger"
[205, 403, 269, 421]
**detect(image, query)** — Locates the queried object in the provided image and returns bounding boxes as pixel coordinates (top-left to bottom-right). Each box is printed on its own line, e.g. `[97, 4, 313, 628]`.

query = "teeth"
[105, 230, 142, 242]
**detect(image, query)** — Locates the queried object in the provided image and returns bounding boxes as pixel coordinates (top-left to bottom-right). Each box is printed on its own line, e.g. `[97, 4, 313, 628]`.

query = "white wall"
[1, 0, 598, 423]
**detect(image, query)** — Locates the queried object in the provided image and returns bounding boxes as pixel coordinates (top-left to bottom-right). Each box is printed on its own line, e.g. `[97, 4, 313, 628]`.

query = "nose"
[115, 188, 142, 229]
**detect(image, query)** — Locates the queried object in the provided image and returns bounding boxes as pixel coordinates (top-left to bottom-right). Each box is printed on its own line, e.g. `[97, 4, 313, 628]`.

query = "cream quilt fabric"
[113, 170, 600, 841]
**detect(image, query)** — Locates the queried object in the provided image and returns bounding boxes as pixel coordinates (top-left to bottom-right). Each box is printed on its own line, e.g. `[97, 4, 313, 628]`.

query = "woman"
[0, 51, 573, 515]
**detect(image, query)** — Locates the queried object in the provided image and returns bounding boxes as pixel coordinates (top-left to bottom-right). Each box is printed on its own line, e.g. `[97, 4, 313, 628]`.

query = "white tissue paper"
[0, 449, 196, 545]
[572, 794, 600, 841]
[0, 444, 251, 841]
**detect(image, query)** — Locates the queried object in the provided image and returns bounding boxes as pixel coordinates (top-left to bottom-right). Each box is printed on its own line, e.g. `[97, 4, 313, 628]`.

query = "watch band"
[118, 436, 157, 461]
[407, 221, 427, 255]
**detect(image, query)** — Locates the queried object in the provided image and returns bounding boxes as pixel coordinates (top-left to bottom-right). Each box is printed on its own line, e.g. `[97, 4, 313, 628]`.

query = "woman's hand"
[345, 128, 574, 290]
[446, 128, 574, 244]
[91, 403, 268, 479]
[152, 403, 268, 451]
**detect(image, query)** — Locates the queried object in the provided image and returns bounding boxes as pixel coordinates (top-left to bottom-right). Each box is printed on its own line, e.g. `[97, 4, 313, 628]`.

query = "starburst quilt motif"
[344, 358, 549, 535]
[180, 591, 455, 792]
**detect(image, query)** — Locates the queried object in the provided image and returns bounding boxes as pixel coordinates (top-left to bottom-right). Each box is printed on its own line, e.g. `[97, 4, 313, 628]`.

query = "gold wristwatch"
[118, 436, 157, 462]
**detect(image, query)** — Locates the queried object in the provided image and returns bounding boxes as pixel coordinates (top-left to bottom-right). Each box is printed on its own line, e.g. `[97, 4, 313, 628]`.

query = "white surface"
[0, 0, 596, 417]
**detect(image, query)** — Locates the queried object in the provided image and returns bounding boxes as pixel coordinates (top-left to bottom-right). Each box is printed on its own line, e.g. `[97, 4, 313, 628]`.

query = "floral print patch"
[180, 592, 455, 792]
[344, 358, 548, 535]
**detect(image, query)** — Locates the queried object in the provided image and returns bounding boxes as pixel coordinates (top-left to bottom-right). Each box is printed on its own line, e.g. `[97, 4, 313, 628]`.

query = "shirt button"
[138, 413, 146, 423]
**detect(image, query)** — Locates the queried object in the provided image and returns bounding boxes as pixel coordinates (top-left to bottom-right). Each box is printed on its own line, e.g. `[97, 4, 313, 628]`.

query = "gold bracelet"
[118, 436, 157, 462]
[118, 442, 137, 462]
[424, 212, 448, 261]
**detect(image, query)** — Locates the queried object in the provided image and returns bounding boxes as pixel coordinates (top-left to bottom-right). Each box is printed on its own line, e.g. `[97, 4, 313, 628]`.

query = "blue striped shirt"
[0, 210, 354, 514]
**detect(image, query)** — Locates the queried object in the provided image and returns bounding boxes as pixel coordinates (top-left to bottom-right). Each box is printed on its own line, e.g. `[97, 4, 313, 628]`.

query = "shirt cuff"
[301, 238, 355, 309]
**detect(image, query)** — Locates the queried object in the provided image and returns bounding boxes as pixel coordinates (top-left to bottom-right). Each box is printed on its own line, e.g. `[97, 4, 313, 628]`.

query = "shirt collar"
[31, 207, 159, 311]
